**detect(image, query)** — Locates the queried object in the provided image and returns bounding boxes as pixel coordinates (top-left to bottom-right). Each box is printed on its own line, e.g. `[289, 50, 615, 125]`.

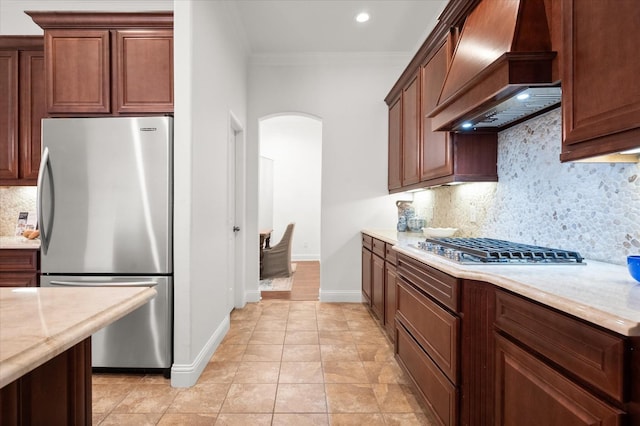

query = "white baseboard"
[170, 315, 230, 388]
[245, 288, 261, 303]
[319, 289, 363, 303]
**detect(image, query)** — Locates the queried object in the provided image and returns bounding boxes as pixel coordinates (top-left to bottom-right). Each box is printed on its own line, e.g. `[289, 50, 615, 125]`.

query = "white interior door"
[227, 112, 245, 311]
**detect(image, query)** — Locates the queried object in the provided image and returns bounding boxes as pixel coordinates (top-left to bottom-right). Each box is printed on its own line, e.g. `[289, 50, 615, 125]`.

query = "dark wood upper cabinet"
[27, 12, 173, 116]
[560, 0, 640, 161]
[387, 97, 402, 191]
[0, 36, 44, 186]
[114, 30, 174, 114]
[0, 49, 19, 181]
[45, 29, 111, 114]
[401, 72, 420, 186]
[385, 2, 497, 193]
[421, 41, 452, 182]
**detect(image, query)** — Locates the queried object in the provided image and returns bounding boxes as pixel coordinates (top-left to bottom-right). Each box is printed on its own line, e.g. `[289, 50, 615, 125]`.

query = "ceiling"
[233, 0, 449, 54]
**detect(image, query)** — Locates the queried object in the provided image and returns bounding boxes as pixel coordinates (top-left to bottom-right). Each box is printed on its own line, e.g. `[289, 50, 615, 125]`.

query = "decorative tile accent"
[413, 108, 640, 265]
[0, 186, 36, 236]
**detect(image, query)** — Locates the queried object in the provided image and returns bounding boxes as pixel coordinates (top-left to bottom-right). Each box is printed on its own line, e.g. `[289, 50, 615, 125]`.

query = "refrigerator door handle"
[37, 147, 53, 255]
[49, 280, 157, 287]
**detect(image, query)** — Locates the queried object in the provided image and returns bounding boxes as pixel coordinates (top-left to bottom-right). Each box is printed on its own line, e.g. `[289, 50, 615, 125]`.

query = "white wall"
[0, 0, 173, 34]
[258, 156, 274, 231]
[260, 115, 322, 261]
[172, 0, 249, 386]
[248, 54, 415, 302]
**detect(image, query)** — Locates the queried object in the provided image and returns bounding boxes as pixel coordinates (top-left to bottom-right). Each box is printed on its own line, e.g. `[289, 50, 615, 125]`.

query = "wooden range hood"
[429, 0, 559, 132]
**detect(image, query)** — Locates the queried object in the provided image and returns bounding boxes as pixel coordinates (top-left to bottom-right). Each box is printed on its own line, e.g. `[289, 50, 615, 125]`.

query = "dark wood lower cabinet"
[384, 261, 397, 340]
[459, 280, 495, 425]
[0, 249, 40, 287]
[495, 334, 623, 426]
[391, 251, 637, 425]
[362, 234, 398, 343]
[0, 338, 92, 425]
[371, 253, 385, 320]
[396, 323, 457, 426]
[361, 246, 372, 305]
[396, 277, 459, 383]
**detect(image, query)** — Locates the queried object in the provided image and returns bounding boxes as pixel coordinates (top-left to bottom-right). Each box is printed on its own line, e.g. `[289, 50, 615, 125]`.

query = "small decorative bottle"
[397, 215, 407, 232]
[396, 200, 413, 232]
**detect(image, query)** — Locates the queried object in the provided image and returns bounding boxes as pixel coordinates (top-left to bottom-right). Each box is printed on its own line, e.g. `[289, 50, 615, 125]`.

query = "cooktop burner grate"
[419, 237, 584, 264]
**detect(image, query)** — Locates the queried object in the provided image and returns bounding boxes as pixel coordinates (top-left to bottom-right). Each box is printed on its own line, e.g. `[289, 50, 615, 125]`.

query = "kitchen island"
[0, 286, 157, 424]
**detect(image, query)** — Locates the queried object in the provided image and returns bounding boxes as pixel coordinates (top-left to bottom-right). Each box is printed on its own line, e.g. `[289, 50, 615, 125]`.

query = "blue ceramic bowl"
[629, 255, 640, 282]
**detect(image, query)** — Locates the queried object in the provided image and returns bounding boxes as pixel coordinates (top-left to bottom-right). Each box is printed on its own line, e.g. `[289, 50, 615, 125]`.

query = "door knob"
[233, 226, 241, 232]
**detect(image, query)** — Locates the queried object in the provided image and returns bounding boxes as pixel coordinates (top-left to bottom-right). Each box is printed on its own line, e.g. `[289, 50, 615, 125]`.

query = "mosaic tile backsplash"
[0, 186, 37, 236]
[413, 108, 640, 266]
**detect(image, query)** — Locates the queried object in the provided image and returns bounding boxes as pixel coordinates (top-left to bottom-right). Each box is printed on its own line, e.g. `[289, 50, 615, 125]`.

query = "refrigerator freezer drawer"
[40, 275, 173, 370]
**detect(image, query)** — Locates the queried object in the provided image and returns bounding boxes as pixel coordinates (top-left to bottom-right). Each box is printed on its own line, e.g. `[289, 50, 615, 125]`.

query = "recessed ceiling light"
[461, 122, 473, 129]
[355, 12, 370, 23]
[516, 93, 530, 100]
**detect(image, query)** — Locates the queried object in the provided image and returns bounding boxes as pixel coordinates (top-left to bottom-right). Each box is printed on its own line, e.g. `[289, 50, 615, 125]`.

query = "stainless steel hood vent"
[429, 0, 558, 132]
[455, 86, 561, 131]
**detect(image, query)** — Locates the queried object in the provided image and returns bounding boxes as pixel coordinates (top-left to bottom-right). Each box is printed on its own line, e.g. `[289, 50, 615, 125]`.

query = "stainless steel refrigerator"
[38, 116, 173, 376]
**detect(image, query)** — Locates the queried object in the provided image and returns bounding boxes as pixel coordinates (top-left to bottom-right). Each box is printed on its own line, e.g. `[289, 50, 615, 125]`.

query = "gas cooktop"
[415, 237, 585, 265]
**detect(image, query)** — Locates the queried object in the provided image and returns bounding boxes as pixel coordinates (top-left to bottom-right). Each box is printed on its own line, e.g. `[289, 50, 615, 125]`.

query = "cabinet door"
[388, 97, 402, 191]
[0, 338, 92, 425]
[402, 72, 420, 186]
[0, 50, 18, 180]
[114, 30, 174, 113]
[421, 42, 452, 181]
[561, 0, 640, 160]
[495, 334, 624, 426]
[361, 247, 372, 305]
[19, 50, 45, 182]
[384, 262, 397, 340]
[45, 29, 110, 114]
[371, 253, 385, 320]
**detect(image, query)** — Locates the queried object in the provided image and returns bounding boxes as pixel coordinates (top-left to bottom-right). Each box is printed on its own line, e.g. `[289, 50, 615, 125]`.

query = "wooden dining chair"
[261, 223, 295, 279]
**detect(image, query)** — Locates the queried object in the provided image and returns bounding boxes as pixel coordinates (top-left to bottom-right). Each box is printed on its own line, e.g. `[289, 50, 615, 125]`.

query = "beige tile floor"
[92, 300, 437, 425]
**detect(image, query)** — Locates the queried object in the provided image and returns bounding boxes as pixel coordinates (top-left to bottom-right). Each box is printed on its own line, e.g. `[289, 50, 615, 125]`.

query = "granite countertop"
[0, 236, 41, 249]
[0, 286, 156, 388]
[362, 229, 640, 337]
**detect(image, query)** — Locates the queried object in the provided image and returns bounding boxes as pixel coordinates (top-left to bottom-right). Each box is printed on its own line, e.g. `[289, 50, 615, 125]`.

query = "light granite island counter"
[0, 286, 157, 425]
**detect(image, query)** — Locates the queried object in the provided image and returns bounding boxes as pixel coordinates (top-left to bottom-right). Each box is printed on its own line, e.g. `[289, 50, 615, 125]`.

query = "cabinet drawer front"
[495, 290, 625, 401]
[362, 234, 373, 251]
[372, 238, 386, 258]
[396, 323, 457, 426]
[385, 243, 397, 264]
[495, 334, 624, 426]
[397, 253, 459, 311]
[0, 249, 38, 271]
[397, 278, 459, 383]
[0, 272, 38, 287]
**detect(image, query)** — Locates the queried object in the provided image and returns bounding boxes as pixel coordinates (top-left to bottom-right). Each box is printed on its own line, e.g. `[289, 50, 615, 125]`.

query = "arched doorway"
[258, 114, 322, 300]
